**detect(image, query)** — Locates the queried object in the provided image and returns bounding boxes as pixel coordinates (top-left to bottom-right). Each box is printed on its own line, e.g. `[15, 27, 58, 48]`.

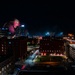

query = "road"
[12, 49, 39, 75]
[24, 49, 39, 66]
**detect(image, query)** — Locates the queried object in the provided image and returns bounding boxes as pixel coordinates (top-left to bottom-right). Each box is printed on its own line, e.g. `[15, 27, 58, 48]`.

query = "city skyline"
[0, 1, 75, 34]
[0, 1, 75, 74]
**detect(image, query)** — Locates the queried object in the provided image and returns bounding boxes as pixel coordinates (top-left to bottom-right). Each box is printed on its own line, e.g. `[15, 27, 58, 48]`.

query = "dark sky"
[0, 1, 75, 35]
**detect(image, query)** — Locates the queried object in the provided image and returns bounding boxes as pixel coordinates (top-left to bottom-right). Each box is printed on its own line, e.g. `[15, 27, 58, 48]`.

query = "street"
[12, 48, 39, 75]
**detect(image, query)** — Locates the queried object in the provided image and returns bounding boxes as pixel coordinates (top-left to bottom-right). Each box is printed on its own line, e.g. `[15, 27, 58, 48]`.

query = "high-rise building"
[0, 37, 15, 74]
[0, 36, 27, 61]
[8, 36, 27, 61]
[0, 37, 11, 55]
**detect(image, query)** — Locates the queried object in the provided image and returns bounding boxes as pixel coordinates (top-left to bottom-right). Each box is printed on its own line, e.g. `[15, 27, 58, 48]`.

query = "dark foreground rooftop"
[17, 63, 75, 75]
[17, 70, 75, 75]
[0, 55, 11, 63]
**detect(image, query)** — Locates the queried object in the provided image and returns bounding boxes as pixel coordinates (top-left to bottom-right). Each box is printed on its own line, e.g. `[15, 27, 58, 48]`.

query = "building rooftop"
[0, 55, 11, 63]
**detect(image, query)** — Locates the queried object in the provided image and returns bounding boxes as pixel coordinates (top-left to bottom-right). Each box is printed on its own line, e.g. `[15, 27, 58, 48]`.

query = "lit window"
[53, 53, 56, 56]
[57, 54, 59, 56]
[0, 71, 1, 73]
[2, 50, 3, 52]
[7, 65, 9, 68]
[2, 68, 4, 71]
[50, 53, 53, 56]
[41, 53, 43, 56]
[2, 44, 3, 46]
[2, 47, 3, 49]
[44, 53, 46, 56]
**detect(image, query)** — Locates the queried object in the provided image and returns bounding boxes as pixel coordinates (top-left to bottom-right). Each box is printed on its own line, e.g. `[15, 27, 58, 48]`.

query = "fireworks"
[8, 19, 20, 34]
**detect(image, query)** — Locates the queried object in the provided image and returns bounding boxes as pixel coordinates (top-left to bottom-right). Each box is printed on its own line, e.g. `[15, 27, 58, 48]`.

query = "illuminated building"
[0, 36, 27, 60]
[0, 37, 12, 55]
[63, 34, 74, 40]
[0, 37, 15, 74]
[0, 36, 27, 74]
[39, 36, 65, 56]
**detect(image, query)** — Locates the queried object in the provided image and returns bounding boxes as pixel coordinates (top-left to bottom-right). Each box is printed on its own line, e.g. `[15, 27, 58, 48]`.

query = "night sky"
[0, 1, 75, 35]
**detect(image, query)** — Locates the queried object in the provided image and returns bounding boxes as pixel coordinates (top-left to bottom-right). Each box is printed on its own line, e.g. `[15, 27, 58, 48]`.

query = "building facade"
[0, 56, 15, 75]
[39, 36, 65, 56]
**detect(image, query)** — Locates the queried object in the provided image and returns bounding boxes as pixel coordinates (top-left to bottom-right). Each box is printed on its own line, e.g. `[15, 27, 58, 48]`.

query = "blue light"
[21, 25, 25, 27]
[60, 32, 63, 35]
[17, 68, 20, 71]
[45, 32, 50, 36]
[2, 28, 5, 30]
[8, 32, 11, 34]
[9, 42, 11, 44]
[56, 32, 63, 37]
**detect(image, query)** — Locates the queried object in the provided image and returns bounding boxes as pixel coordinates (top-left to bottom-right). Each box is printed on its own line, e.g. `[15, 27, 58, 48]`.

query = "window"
[2, 50, 3, 52]
[50, 53, 53, 56]
[44, 53, 46, 56]
[2, 68, 4, 71]
[2, 47, 3, 49]
[0, 71, 1, 74]
[57, 54, 59, 56]
[7, 65, 9, 68]
[41, 53, 43, 56]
